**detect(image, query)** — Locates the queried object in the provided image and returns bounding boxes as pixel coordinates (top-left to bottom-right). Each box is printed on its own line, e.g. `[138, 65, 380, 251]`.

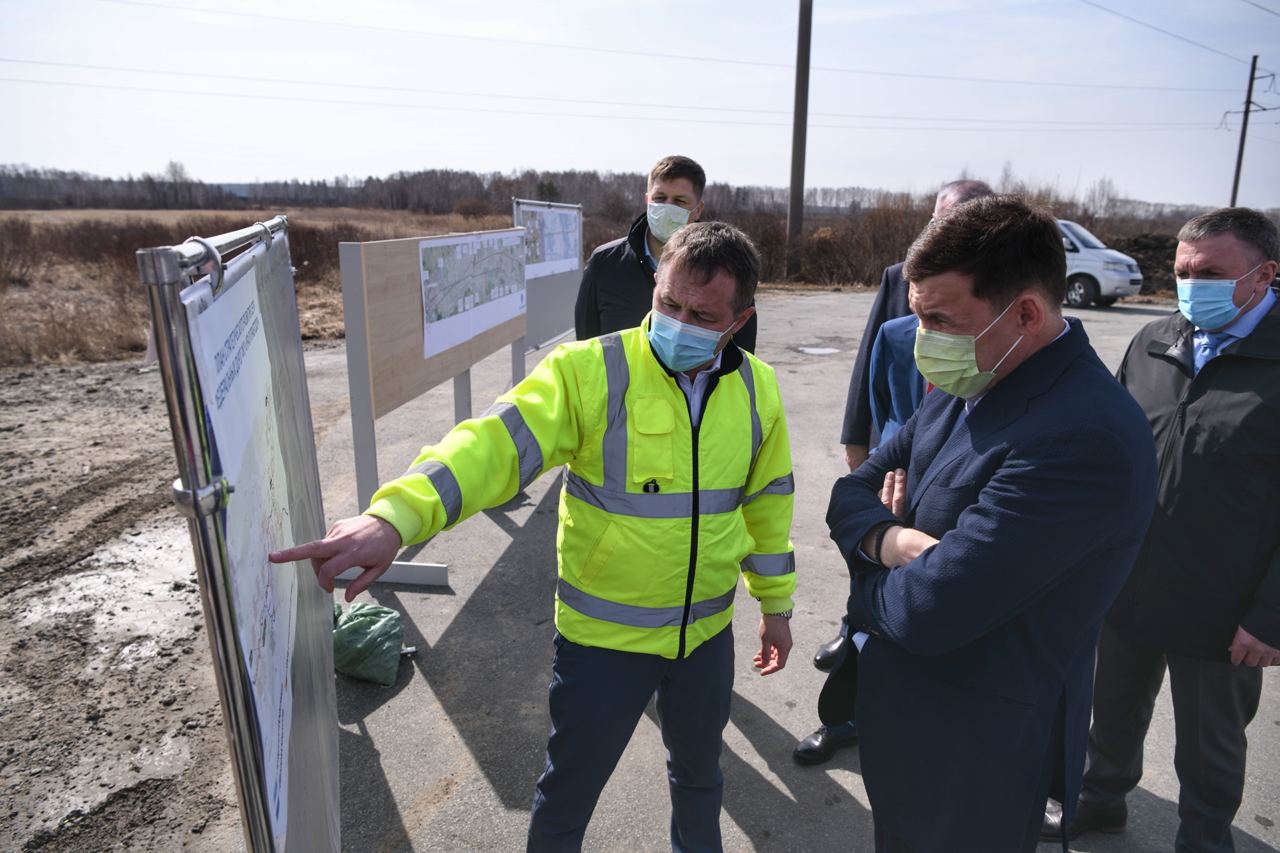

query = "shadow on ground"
[1040, 786, 1276, 852]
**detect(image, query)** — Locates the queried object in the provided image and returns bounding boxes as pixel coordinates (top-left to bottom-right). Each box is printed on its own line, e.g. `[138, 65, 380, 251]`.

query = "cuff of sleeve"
[759, 596, 795, 616]
[365, 497, 421, 546]
[1239, 607, 1280, 652]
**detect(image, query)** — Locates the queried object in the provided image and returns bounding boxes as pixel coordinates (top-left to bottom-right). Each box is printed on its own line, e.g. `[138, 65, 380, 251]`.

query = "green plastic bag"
[332, 601, 405, 687]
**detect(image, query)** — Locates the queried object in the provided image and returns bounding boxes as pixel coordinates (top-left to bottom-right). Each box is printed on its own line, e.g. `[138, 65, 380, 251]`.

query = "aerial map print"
[419, 229, 525, 358]
[517, 204, 581, 279]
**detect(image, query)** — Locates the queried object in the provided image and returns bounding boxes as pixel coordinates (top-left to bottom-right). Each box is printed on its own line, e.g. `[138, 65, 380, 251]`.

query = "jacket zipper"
[1137, 372, 1194, 615]
[1151, 342, 1200, 524]
[677, 387, 714, 659]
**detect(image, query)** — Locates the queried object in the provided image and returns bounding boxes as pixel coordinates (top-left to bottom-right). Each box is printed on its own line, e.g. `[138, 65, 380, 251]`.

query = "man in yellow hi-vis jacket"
[271, 221, 795, 852]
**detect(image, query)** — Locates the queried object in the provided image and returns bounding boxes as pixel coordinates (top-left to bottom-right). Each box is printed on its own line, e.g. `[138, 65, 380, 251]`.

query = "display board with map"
[185, 268, 296, 847]
[512, 199, 583, 348]
[165, 230, 340, 852]
[420, 229, 525, 358]
[517, 203, 582, 279]
[340, 228, 529, 508]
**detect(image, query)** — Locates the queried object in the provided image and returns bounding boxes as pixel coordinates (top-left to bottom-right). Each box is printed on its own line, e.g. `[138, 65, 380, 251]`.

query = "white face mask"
[647, 202, 691, 243]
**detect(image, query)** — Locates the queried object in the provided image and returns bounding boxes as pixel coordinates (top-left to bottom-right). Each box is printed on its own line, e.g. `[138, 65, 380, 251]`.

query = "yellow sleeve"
[365, 343, 590, 545]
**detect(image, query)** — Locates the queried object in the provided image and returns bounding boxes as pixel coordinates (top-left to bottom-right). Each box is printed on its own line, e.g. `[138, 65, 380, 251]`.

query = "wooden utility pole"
[1230, 54, 1258, 207]
[785, 0, 813, 279]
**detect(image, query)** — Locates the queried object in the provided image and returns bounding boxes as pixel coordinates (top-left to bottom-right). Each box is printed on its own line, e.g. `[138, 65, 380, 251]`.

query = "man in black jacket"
[1044, 207, 1280, 852]
[573, 154, 757, 352]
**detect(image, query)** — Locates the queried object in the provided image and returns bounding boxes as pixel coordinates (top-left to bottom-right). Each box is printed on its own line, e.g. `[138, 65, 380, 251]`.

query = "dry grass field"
[0, 208, 516, 365]
[2, 203, 1183, 368]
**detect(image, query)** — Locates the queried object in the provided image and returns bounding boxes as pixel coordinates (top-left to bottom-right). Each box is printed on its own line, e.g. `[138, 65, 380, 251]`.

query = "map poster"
[184, 265, 296, 849]
[420, 229, 526, 358]
[516, 204, 582, 279]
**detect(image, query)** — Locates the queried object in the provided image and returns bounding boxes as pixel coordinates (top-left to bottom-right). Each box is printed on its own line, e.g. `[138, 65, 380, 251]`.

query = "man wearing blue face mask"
[826, 196, 1158, 852]
[1044, 208, 1280, 852]
[273, 221, 793, 852]
[574, 155, 758, 352]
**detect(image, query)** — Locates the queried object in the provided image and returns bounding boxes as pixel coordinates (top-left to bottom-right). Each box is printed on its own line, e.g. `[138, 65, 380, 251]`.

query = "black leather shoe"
[792, 724, 858, 766]
[1040, 799, 1127, 841]
[813, 632, 846, 671]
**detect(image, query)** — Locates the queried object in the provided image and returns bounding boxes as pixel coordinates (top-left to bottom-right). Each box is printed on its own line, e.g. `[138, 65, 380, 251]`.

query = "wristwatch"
[769, 609, 793, 619]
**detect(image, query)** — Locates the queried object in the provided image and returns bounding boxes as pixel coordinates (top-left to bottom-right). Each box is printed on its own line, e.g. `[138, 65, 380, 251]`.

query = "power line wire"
[0, 76, 1230, 133]
[0, 58, 1218, 128]
[1238, 0, 1280, 19]
[1075, 0, 1256, 66]
[84, 0, 1239, 94]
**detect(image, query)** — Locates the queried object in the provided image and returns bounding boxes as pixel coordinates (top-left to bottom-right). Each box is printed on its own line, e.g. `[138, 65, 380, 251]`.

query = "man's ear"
[1016, 291, 1049, 334]
[690, 200, 705, 223]
[733, 303, 757, 332]
[1254, 260, 1278, 290]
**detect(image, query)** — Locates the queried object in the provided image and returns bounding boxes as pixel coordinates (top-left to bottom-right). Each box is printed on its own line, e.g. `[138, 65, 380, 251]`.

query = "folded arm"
[845, 428, 1142, 656]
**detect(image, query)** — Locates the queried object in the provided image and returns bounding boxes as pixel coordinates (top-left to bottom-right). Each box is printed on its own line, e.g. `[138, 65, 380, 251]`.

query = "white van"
[1058, 219, 1144, 308]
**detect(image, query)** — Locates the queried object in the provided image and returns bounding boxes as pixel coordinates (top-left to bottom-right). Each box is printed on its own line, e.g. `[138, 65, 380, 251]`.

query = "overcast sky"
[2, 0, 1278, 209]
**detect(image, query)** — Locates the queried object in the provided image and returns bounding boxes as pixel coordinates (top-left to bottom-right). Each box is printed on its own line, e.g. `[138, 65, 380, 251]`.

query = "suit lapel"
[907, 396, 970, 518]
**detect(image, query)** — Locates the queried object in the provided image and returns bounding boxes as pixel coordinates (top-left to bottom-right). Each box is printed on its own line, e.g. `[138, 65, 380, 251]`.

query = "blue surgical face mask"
[1176, 262, 1263, 331]
[647, 310, 735, 372]
[647, 202, 691, 243]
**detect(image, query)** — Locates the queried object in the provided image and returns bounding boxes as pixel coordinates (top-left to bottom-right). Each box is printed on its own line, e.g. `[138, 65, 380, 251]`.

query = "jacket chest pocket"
[630, 397, 676, 485]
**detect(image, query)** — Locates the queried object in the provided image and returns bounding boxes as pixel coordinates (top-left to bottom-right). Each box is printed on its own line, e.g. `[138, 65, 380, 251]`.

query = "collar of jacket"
[626, 213, 655, 273]
[963, 317, 1091, 435]
[1146, 291, 1280, 369]
[638, 312, 746, 381]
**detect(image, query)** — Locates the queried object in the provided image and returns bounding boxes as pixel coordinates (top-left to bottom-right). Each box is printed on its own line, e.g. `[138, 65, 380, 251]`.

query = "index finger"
[269, 539, 338, 564]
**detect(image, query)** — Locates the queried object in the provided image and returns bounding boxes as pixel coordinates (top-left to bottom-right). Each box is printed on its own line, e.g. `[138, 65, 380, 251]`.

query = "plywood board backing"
[345, 233, 527, 420]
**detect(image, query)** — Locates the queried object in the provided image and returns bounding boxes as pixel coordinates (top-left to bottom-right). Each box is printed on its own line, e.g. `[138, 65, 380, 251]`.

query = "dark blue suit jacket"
[827, 320, 1157, 850]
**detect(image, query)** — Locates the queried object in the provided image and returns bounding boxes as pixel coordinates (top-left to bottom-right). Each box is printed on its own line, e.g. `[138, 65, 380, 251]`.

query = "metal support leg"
[511, 336, 526, 386]
[453, 369, 472, 424]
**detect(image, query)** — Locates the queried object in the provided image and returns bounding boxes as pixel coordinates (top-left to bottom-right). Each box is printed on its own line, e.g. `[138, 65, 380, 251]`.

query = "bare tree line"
[8, 159, 1275, 289]
[2, 161, 1161, 220]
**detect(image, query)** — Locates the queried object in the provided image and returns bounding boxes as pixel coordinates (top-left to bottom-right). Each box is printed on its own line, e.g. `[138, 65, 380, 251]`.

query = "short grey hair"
[936, 179, 995, 210]
[1178, 207, 1279, 266]
[659, 221, 761, 313]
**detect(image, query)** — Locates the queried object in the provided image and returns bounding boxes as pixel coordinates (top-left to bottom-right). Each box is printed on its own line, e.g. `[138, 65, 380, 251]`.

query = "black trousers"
[527, 628, 734, 853]
[1082, 621, 1263, 853]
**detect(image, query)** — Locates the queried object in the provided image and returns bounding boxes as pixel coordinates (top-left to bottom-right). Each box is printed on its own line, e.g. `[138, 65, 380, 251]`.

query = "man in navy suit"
[827, 196, 1158, 851]
[798, 181, 994, 766]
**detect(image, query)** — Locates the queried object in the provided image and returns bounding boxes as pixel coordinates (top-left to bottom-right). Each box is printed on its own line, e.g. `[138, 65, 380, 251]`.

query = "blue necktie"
[1193, 331, 1232, 373]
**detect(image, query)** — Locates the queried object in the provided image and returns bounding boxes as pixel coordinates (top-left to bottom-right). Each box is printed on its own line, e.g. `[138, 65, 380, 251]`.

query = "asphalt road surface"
[297, 290, 1278, 853]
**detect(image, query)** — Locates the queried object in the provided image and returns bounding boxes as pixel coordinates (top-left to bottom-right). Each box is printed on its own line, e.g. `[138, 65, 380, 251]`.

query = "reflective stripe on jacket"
[366, 318, 795, 659]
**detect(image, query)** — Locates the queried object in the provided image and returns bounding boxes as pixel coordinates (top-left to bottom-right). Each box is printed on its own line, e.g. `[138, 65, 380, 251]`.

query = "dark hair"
[936, 179, 995, 210]
[659, 221, 760, 312]
[1177, 207, 1279, 266]
[905, 195, 1067, 307]
[649, 155, 707, 198]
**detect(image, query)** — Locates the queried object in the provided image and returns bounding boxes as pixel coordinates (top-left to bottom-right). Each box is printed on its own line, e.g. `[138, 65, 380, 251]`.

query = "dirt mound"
[1107, 233, 1177, 294]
